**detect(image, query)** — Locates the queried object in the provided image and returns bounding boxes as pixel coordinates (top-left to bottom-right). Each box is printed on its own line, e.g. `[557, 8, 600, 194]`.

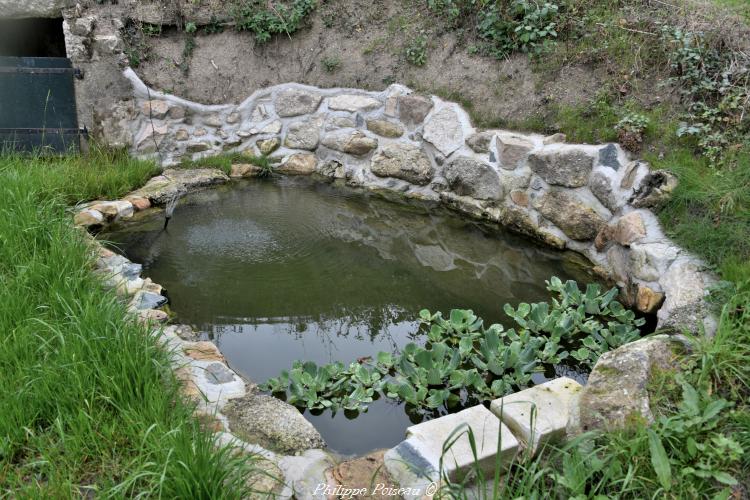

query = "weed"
[322, 55, 341, 72]
[405, 33, 428, 66]
[232, 0, 317, 43]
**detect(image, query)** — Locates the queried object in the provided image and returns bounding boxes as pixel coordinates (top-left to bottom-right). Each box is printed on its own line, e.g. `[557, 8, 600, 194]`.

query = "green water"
[105, 176, 595, 455]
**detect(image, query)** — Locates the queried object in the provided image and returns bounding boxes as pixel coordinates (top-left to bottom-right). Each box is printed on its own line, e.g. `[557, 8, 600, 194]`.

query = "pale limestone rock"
[629, 242, 680, 282]
[275, 89, 322, 117]
[370, 143, 434, 185]
[543, 133, 566, 145]
[496, 134, 534, 170]
[528, 147, 595, 187]
[175, 129, 189, 141]
[140, 100, 170, 119]
[398, 95, 433, 125]
[224, 393, 325, 454]
[510, 189, 529, 206]
[321, 130, 378, 156]
[613, 211, 646, 246]
[260, 120, 282, 134]
[327, 94, 381, 112]
[577, 336, 684, 431]
[284, 117, 322, 150]
[204, 114, 223, 127]
[326, 116, 356, 130]
[256, 137, 280, 155]
[657, 257, 716, 334]
[135, 123, 168, 153]
[589, 169, 620, 211]
[423, 106, 464, 157]
[466, 131, 494, 154]
[278, 153, 317, 175]
[636, 285, 665, 314]
[230, 163, 262, 178]
[226, 111, 240, 124]
[444, 156, 502, 200]
[533, 190, 606, 241]
[74, 209, 104, 227]
[366, 119, 404, 138]
[90, 200, 134, 220]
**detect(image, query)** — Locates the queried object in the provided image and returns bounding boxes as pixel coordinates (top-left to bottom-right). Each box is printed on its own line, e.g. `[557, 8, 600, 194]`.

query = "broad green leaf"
[647, 429, 672, 491]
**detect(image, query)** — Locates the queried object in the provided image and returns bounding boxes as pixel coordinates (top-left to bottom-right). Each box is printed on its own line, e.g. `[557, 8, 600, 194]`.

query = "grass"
[0, 150, 257, 496]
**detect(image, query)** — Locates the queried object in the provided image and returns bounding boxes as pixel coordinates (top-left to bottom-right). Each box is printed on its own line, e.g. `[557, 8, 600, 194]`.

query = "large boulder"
[370, 143, 434, 185]
[223, 393, 325, 455]
[444, 156, 502, 200]
[576, 335, 685, 431]
[423, 106, 464, 157]
[275, 88, 322, 117]
[533, 190, 607, 241]
[528, 147, 595, 187]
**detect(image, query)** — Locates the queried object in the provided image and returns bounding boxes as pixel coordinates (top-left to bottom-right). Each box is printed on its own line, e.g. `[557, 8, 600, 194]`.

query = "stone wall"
[92, 69, 716, 334]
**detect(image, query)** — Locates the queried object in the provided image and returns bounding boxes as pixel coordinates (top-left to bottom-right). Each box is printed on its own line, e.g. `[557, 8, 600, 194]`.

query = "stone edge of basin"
[75, 172, 692, 497]
[86, 68, 718, 337]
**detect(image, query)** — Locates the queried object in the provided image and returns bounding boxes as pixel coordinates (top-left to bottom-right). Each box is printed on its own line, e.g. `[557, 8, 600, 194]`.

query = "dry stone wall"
[96, 69, 716, 335]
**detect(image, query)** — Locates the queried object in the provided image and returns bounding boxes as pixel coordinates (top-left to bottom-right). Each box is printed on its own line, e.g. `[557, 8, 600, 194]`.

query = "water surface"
[105, 177, 595, 455]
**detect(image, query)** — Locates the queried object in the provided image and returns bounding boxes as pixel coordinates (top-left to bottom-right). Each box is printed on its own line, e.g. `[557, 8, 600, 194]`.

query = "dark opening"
[0, 18, 67, 57]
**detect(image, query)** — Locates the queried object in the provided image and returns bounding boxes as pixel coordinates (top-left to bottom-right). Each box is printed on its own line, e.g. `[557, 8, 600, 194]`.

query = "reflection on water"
[104, 176, 595, 455]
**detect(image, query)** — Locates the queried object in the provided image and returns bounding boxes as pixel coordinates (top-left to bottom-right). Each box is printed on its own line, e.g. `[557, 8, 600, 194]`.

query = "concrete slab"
[405, 405, 519, 481]
[490, 377, 582, 454]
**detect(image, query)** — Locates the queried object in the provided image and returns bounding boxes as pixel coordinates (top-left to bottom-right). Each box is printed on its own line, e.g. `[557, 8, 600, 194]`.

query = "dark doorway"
[0, 18, 67, 58]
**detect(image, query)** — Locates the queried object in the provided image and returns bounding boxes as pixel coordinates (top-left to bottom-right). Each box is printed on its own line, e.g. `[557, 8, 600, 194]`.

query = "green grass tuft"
[0, 152, 258, 496]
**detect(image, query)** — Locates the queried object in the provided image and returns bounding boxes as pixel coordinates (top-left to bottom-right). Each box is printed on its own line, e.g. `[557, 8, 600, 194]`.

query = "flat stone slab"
[404, 404, 518, 481]
[490, 377, 582, 454]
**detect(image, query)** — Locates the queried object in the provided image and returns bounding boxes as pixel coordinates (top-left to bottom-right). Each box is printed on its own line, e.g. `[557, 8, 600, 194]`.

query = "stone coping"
[94, 69, 717, 336]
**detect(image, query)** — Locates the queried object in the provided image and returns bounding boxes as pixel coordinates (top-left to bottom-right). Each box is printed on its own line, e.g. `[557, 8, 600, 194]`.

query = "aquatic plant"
[262, 278, 645, 414]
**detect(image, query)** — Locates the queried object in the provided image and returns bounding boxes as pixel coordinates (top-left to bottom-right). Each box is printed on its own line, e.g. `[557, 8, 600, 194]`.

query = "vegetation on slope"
[0, 149, 256, 496]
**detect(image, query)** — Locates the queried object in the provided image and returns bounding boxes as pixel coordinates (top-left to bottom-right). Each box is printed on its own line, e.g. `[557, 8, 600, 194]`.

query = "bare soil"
[133, 0, 602, 127]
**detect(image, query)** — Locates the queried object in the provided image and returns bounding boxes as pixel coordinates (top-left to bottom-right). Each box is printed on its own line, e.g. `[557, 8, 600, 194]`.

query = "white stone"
[327, 94, 381, 112]
[90, 200, 134, 220]
[260, 120, 282, 134]
[490, 377, 582, 454]
[404, 404, 518, 480]
[423, 106, 465, 157]
[629, 242, 680, 282]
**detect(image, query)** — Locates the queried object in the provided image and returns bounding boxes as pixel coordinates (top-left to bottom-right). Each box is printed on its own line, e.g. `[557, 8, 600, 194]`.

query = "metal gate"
[0, 56, 83, 153]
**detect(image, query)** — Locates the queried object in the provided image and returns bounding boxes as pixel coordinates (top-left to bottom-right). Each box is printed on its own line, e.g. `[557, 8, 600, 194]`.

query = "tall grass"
[0, 153, 255, 496]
